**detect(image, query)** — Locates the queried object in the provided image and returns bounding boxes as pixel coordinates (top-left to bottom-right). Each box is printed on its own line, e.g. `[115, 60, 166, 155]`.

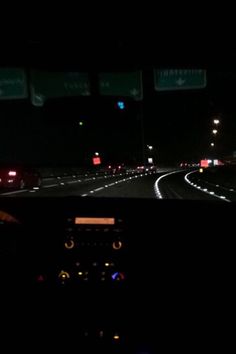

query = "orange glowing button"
[75, 217, 115, 225]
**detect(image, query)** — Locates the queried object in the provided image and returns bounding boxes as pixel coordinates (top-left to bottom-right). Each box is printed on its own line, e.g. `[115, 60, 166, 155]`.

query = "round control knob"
[64, 239, 75, 249]
[58, 270, 70, 281]
[112, 240, 122, 250]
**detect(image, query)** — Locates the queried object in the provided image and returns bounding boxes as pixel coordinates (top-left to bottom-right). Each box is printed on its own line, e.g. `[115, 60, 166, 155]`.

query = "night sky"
[0, 70, 235, 167]
[143, 71, 236, 163]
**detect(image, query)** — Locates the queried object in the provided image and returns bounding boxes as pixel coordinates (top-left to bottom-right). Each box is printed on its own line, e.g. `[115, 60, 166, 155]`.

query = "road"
[155, 169, 235, 201]
[0, 168, 235, 201]
[0, 169, 161, 198]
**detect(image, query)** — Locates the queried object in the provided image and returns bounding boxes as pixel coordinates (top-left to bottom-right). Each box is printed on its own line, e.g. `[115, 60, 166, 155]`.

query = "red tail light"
[8, 171, 17, 176]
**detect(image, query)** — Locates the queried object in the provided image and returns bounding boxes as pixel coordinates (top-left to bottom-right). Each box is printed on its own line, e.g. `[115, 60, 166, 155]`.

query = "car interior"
[0, 40, 235, 353]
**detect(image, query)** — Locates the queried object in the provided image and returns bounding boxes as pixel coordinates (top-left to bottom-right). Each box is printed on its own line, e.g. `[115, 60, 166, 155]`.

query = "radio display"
[74, 217, 115, 225]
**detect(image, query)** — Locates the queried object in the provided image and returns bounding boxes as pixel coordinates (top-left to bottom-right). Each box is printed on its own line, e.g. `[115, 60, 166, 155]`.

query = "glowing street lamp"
[212, 129, 218, 135]
[210, 142, 215, 147]
[213, 119, 220, 125]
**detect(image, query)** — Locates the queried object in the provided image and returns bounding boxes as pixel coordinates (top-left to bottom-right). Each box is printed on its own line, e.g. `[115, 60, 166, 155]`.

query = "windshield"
[0, 67, 235, 201]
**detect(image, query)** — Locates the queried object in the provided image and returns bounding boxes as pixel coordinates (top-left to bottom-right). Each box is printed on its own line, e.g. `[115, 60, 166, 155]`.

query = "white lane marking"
[94, 187, 104, 192]
[0, 189, 28, 195]
[202, 180, 236, 193]
[43, 184, 58, 188]
[81, 194, 88, 197]
[154, 170, 183, 199]
[83, 171, 150, 195]
[184, 171, 231, 202]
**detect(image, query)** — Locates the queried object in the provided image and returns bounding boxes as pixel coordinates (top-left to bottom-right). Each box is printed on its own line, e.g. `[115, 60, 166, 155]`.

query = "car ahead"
[136, 165, 157, 173]
[106, 164, 127, 174]
[0, 165, 42, 190]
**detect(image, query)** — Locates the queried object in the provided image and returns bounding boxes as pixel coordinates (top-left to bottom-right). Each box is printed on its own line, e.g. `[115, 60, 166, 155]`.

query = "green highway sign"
[154, 69, 207, 91]
[99, 71, 143, 100]
[30, 71, 90, 106]
[0, 68, 27, 99]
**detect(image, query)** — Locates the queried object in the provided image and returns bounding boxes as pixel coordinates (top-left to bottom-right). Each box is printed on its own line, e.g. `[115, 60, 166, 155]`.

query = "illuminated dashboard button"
[113, 333, 120, 341]
[64, 239, 75, 249]
[99, 330, 104, 338]
[58, 270, 70, 280]
[111, 272, 125, 281]
[112, 241, 122, 250]
[36, 274, 45, 283]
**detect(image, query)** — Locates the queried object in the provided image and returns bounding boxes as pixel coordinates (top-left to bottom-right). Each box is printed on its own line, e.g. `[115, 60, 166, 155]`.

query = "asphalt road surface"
[0, 168, 235, 201]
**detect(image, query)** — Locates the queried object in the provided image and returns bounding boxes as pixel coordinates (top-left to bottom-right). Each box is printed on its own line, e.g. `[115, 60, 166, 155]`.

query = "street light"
[213, 119, 220, 125]
[210, 142, 215, 147]
[212, 129, 218, 135]
[147, 145, 153, 150]
[95, 152, 99, 156]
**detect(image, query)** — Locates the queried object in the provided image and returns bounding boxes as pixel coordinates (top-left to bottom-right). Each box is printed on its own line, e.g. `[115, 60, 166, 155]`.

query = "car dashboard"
[0, 197, 235, 353]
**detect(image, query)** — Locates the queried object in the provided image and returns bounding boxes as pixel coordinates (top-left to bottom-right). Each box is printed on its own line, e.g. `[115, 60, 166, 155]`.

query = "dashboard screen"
[74, 217, 115, 225]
